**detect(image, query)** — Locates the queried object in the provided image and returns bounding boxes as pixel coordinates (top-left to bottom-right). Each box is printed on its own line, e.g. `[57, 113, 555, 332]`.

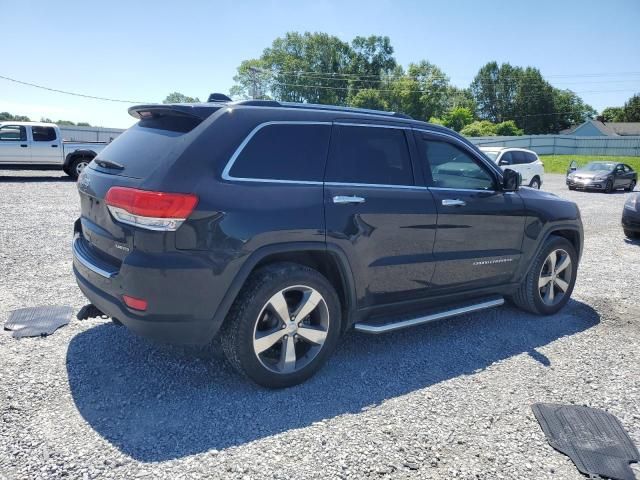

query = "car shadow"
[66, 300, 599, 462]
[0, 175, 73, 183]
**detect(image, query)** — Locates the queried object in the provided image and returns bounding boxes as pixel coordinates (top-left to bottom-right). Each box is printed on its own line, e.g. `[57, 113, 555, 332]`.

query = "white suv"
[479, 147, 544, 189]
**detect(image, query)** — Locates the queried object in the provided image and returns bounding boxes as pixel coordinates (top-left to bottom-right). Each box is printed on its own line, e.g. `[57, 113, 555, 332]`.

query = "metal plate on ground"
[532, 403, 639, 480]
[4, 306, 73, 338]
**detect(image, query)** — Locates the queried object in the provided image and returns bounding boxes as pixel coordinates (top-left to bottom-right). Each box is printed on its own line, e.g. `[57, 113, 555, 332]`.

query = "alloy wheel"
[75, 161, 88, 176]
[252, 285, 330, 374]
[538, 249, 572, 306]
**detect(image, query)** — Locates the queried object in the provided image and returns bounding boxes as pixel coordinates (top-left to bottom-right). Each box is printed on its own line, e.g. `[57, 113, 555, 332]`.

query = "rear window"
[32, 126, 57, 142]
[90, 123, 192, 178]
[228, 123, 331, 182]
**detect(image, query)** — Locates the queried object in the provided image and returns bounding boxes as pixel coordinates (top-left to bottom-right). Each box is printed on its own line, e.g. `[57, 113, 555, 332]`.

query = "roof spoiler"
[128, 104, 222, 120]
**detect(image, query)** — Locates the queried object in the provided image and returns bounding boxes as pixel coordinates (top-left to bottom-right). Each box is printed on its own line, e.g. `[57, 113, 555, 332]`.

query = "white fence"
[467, 135, 640, 156]
[59, 126, 125, 143]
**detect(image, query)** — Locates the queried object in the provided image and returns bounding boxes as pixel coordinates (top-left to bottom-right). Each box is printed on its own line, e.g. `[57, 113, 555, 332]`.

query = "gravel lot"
[0, 170, 638, 480]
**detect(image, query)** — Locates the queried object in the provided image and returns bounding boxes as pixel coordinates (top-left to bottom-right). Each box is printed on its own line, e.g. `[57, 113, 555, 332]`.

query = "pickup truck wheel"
[509, 236, 577, 315]
[69, 157, 91, 180]
[220, 263, 341, 388]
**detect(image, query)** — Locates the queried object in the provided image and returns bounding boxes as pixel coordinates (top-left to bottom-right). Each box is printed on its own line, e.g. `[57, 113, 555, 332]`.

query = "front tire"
[605, 179, 614, 193]
[220, 263, 341, 388]
[626, 180, 636, 192]
[529, 177, 541, 189]
[509, 236, 578, 315]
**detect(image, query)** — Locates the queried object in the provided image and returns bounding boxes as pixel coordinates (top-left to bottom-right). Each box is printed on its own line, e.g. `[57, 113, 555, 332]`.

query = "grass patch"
[541, 155, 640, 174]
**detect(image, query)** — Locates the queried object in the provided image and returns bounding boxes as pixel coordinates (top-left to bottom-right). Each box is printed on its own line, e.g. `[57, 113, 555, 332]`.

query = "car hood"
[569, 169, 611, 178]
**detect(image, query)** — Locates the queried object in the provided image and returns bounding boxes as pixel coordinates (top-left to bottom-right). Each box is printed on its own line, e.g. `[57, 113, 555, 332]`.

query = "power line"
[0, 74, 150, 103]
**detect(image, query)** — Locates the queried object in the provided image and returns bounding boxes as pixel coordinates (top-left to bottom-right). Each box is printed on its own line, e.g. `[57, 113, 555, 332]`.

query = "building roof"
[561, 119, 640, 136]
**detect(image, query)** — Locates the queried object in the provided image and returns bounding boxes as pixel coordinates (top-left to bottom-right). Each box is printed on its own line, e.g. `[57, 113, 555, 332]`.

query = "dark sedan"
[566, 161, 637, 193]
[623, 192, 640, 239]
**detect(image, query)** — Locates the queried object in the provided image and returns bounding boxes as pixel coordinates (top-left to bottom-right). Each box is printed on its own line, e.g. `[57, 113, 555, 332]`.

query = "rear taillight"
[105, 187, 198, 231]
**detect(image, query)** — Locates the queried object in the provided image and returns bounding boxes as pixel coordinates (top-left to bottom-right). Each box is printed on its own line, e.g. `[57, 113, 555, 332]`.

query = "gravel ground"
[0, 170, 638, 480]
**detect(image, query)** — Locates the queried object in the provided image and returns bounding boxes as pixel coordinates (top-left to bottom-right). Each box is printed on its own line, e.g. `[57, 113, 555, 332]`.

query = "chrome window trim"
[326, 181, 425, 190]
[221, 121, 332, 183]
[429, 186, 497, 193]
[334, 121, 411, 130]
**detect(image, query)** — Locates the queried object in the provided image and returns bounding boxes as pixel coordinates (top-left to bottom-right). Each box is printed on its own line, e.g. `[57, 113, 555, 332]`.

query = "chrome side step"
[353, 297, 505, 334]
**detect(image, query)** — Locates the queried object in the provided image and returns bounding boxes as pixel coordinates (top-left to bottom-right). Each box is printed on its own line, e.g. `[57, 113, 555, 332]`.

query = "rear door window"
[228, 123, 331, 182]
[512, 151, 528, 164]
[326, 125, 414, 186]
[32, 126, 57, 142]
[525, 152, 538, 163]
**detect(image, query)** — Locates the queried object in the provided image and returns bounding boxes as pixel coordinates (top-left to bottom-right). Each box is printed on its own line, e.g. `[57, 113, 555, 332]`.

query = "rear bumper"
[72, 232, 226, 345]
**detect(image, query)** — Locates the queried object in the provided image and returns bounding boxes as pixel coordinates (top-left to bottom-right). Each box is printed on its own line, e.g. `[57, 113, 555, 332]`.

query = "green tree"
[494, 120, 523, 136]
[348, 36, 396, 92]
[621, 93, 640, 121]
[442, 107, 474, 132]
[229, 59, 272, 100]
[77, 122, 92, 127]
[428, 117, 445, 126]
[386, 61, 450, 121]
[460, 120, 497, 137]
[56, 120, 76, 126]
[163, 92, 200, 104]
[348, 89, 389, 111]
[551, 89, 596, 131]
[470, 62, 522, 123]
[0, 112, 30, 121]
[601, 107, 624, 122]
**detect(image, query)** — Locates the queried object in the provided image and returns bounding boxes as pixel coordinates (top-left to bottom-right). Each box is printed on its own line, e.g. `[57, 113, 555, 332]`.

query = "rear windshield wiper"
[94, 159, 124, 170]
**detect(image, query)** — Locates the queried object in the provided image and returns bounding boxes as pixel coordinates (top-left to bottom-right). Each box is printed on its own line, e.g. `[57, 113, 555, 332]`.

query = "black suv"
[73, 100, 583, 388]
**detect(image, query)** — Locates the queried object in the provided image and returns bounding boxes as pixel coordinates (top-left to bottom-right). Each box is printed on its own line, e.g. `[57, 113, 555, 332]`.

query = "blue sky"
[1, 0, 639, 128]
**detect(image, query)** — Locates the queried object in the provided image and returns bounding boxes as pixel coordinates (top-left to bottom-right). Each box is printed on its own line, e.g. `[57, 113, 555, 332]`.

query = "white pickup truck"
[0, 121, 108, 179]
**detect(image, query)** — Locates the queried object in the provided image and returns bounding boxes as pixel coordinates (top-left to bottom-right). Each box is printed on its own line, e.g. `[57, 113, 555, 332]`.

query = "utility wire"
[0, 74, 150, 103]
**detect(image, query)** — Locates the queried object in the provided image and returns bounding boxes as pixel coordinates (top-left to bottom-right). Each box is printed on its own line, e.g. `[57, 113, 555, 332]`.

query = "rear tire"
[624, 228, 639, 239]
[68, 157, 92, 180]
[627, 180, 636, 192]
[220, 263, 341, 388]
[509, 236, 578, 315]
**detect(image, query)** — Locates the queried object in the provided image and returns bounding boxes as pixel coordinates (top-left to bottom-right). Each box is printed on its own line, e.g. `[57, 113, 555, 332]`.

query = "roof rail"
[232, 99, 413, 120]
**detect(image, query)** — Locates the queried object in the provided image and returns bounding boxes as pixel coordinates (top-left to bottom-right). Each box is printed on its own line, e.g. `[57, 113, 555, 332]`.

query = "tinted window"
[499, 152, 513, 165]
[525, 151, 538, 163]
[32, 126, 57, 142]
[0, 125, 26, 141]
[229, 123, 331, 182]
[512, 151, 528, 165]
[326, 126, 413, 185]
[420, 138, 495, 190]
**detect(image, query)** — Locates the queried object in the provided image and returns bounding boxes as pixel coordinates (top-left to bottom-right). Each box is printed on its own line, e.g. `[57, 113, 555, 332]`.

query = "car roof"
[479, 146, 536, 154]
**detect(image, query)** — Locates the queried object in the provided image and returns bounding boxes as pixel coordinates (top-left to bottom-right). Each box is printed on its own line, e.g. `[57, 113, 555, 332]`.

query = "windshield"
[584, 162, 616, 171]
[481, 151, 499, 161]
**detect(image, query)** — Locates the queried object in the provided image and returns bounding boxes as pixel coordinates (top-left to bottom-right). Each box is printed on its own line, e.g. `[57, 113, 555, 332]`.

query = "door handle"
[20, 144, 28, 148]
[51, 144, 58, 148]
[442, 199, 466, 207]
[333, 195, 365, 205]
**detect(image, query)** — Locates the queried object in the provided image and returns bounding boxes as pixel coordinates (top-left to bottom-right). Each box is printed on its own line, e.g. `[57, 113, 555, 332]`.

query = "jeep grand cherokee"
[72, 99, 583, 388]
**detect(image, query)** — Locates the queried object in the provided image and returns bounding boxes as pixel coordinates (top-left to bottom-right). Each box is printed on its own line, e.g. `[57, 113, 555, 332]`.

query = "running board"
[353, 297, 505, 334]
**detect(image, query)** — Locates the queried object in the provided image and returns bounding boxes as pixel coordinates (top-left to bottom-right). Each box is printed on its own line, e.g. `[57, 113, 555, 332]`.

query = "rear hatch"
[76, 103, 221, 268]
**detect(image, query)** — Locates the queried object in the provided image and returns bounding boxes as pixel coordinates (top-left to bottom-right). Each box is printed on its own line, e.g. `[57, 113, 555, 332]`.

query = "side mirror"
[503, 168, 521, 191]
[499, 159, 511, 166]
[566, 160, 578, 175]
